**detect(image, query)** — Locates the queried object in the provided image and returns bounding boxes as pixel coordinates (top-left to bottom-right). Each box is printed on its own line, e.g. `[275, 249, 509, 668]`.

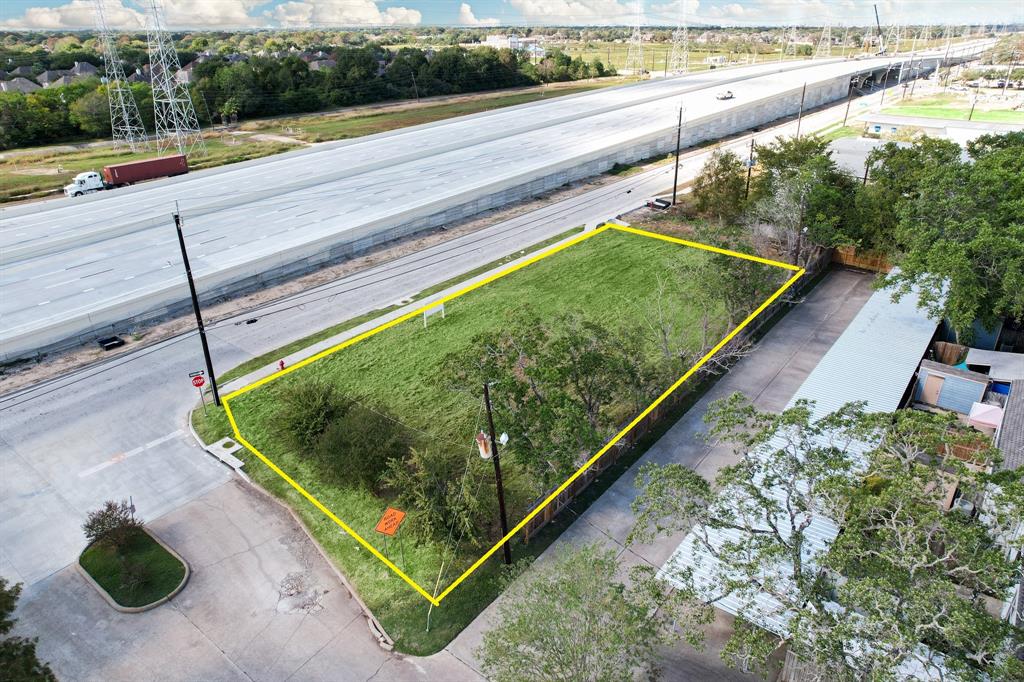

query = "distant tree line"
[0, 43, 611, 150]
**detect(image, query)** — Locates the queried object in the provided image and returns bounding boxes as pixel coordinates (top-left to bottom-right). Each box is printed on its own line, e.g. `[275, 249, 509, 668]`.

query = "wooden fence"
[832, 245, 892, 273]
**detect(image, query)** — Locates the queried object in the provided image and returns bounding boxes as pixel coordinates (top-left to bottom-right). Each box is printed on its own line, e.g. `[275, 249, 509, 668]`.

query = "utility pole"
[411, 72, 419, 102]
[968, 89, 978, 121]
[842, 81, 855, 126]
[672, 104, 684, 205]
[744, 138, 755, 199]
[795, 82, 807, 139]
[174, 209, 220, 406]
[482, 383, 512, 565]
[879, 61, 892, 106]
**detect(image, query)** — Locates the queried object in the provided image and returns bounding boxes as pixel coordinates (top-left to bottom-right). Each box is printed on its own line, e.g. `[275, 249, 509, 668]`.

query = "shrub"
[312, 402, 411, 488]
[279, 379, 349, 452]
[82, 499, 141, 552]
[385, 446, 491, 545]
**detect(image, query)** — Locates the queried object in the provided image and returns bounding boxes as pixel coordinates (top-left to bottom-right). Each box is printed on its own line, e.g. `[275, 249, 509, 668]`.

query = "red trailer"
[102, 154, 188, 187]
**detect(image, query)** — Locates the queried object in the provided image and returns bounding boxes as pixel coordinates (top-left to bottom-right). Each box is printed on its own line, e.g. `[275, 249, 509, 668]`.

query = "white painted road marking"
[78, 429, 185, 478]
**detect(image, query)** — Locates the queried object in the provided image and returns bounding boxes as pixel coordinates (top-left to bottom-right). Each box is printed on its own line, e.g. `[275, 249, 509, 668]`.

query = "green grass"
[78, 529, 186, 608]
[217, 225, 585, 385]
[817, 124, 863, 142]
[196, 227, 774, 654]
[0, 137, 295, 203]
[243, 82, 621, 143]
[881, 94, 1024, 124]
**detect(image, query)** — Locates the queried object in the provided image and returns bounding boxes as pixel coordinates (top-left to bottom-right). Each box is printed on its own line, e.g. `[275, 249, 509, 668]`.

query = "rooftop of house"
[920, 358, 992, 384]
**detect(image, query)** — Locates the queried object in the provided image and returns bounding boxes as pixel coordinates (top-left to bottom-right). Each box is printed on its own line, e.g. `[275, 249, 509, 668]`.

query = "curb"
[76, 528, 190, 614]
[186, 412, 395, 650]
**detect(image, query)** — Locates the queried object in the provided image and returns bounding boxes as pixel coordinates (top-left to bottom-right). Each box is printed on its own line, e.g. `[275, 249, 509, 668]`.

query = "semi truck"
[63, 154, 189, 197]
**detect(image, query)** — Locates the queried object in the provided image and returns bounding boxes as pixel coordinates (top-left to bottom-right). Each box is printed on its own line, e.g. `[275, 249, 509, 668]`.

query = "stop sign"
[192, 375, 205, 388]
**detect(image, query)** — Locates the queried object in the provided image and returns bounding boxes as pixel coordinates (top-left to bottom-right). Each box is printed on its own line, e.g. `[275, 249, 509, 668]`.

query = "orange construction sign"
[374, 507, 406, 536]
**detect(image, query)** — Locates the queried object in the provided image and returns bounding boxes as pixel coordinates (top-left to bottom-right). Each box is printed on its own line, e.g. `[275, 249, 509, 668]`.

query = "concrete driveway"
[445, 268, 876, 679]
[13, 478, 480, 682]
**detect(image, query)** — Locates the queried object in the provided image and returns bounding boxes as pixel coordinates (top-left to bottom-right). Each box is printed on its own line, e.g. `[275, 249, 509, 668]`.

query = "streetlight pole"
[174, 208, 221, 406]
[482, 383, 512, 565]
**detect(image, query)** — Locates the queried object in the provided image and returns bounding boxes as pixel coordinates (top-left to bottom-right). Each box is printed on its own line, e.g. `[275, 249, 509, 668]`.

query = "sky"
[1, 0, 1021, 31]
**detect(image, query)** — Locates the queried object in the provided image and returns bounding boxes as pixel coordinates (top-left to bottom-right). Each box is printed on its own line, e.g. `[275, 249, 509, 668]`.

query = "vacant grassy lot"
[0, 136, 295, 203]
[79, 529, 186, 608]
[241, 81, 621, 142]
[882, 93, 1024, 124]
[197, 227, 778, 653]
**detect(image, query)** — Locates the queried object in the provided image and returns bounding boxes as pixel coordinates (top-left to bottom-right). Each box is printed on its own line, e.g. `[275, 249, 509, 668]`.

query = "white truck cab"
[64, 171, 105, 197]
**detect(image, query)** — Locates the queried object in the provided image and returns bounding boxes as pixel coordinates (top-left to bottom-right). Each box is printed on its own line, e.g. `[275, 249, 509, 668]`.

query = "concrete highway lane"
[0, 42, 991, 360]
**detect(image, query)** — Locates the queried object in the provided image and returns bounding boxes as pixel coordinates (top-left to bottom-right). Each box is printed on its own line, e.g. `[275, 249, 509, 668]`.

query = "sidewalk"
[444, 267, 876, 679]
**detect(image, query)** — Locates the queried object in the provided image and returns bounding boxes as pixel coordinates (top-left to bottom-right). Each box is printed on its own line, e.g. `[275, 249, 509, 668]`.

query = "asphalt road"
[0, 42, 990, 359]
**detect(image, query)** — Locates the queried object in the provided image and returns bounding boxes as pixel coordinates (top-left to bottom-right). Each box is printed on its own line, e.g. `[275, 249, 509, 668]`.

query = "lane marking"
[78, 429, 185, 478]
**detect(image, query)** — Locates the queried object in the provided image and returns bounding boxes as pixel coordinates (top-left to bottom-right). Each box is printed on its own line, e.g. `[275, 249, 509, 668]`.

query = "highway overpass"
[0, 41, 992, 361]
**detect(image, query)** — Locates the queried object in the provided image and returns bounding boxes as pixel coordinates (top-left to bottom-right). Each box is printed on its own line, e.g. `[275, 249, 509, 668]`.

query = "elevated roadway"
[0, 41, 991, 360]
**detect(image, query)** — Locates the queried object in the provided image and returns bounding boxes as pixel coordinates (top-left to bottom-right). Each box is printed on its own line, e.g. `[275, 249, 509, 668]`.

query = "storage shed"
[914, 359, 990, 415]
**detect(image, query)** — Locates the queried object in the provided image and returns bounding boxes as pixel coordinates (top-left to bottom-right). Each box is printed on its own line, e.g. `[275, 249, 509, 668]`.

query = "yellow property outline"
[222, 223, 804, 606]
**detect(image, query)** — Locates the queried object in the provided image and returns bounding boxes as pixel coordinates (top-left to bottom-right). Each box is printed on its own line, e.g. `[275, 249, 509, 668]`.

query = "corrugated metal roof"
[789, 287, 938, 421]
[660, 284, 938, 639]
[965, 349, 1024, 382]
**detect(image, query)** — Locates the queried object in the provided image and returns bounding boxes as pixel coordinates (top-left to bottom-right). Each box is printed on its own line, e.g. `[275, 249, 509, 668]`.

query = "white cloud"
[272, 0, 422, 27]
[2, 0, 143, 29]
[459, 2, 499, 26]
[509, 0, 635, 25]
[2, 0, 266, 29]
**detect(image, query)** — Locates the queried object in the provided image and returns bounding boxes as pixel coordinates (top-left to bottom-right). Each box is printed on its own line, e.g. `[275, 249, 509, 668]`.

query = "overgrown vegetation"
[219, 228, 781, 652]
[683, 130, 1024, 341]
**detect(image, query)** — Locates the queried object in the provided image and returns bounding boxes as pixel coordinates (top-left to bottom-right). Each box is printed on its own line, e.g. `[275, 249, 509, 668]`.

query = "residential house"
[68, 61, 98, 79]
[658, 284, 1005, 680]
[37, 69, 68, 87]
[308, 59, 336, 71]
[0, 77, 41, 93]
[8, 65, 33, 78]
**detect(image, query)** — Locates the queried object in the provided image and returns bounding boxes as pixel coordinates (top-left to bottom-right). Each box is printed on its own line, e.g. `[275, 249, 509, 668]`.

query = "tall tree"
[0, 579, 56, 682]
[879, 132, 1024, 340]
[476, 544, 711, 682]
[692, 149, 747, 224]
[630, 394, 1024, 680]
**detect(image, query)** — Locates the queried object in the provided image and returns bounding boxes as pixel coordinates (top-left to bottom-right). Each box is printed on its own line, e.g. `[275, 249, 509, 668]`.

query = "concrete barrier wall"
[0, 70, 897, 360]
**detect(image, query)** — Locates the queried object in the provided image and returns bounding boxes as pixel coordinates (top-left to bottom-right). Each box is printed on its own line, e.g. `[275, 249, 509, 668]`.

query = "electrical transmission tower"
[780, 25, 798, 61]
[667, 1, 689, 74]
[146, 0, 205, 157]
[624, 1, 645, 77]
[814, 22, 832, 59]
[95, 0, 149, 152]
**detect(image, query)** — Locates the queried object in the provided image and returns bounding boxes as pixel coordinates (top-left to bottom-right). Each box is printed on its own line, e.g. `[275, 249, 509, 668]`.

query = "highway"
[0, 41, 991, 360]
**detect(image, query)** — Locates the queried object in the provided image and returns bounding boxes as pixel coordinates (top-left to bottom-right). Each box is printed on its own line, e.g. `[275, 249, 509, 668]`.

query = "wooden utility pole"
[483, 383, 512, 565]
[174, 208, 220, 406]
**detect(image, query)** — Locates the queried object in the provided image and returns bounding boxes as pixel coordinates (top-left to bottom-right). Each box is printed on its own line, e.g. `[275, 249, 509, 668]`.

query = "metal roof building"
[660, 284, 938, 642]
